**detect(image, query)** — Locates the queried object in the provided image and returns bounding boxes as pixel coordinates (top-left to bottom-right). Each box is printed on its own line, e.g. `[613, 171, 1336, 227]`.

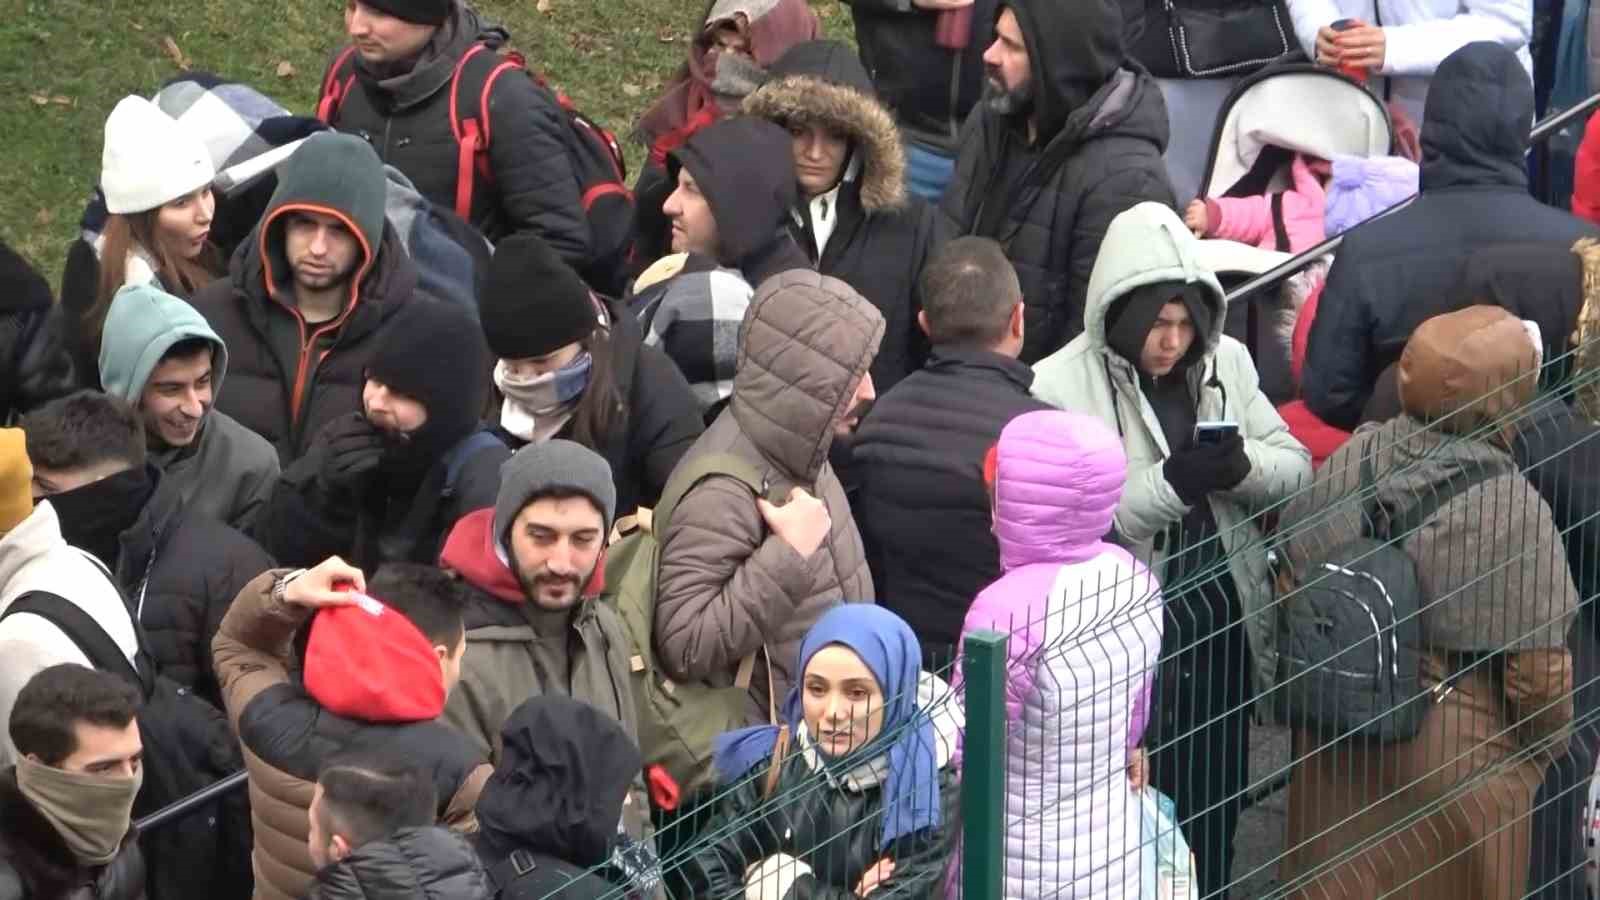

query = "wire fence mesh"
[517, 324, 1600, 900]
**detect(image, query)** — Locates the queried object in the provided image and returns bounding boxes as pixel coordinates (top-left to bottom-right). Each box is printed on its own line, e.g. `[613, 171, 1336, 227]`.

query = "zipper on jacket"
[947, 52, 964, 142]
[382, 118, 394, 160]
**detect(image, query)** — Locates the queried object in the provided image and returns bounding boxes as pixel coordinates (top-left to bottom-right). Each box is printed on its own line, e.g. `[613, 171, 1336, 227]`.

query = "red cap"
[303, 592, 446, 723]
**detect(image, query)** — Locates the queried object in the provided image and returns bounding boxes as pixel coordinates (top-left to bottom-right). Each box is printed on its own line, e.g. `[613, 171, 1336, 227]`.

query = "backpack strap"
[484, 848, 540, 891]
[0, 591, 143, 690]
[316, 46, 361, 124]
[1270, 192, 1291, 254]
[649, 452, 769, 536]
[440, 430, 507, 500]
[448, 44, 522, 220]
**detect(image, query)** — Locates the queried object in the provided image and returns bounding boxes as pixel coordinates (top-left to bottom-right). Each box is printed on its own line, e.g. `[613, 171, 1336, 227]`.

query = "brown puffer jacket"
[214, 571, 492, 900]
[654, 269, 883, 720]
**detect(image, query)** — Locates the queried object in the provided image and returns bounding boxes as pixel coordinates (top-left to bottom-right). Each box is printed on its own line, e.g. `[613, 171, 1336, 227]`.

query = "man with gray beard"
[939, 0, 1175, 362]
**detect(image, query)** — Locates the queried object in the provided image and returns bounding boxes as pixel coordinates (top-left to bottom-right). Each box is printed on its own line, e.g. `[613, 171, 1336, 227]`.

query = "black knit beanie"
[367, 300, 490, 470]
[479, 233, 598, 360]
[360, 0, 450, 26]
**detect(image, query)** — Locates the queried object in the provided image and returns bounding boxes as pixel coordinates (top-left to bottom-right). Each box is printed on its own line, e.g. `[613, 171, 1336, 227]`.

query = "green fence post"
[961, 630, 1007, 900]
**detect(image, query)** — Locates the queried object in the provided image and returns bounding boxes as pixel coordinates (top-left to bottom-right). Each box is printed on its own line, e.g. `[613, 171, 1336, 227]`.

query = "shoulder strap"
[316, 46, 361, 124]
[447, 43, 523, 220]
[1270, 192, 1291, 253]
[1385, 461, 1514, 542]
[649, 452, 768, 536]
[442, 430, 506, 497]
[0, 591, 142, 689]
[485, 848, 540, 891]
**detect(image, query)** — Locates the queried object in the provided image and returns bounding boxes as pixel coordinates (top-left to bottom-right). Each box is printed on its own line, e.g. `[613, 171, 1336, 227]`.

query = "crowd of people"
[0, 0, 1597, 898]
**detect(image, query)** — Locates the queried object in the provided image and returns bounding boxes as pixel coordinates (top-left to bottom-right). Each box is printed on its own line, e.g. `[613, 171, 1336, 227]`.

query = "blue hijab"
[712, 605, 940, 849]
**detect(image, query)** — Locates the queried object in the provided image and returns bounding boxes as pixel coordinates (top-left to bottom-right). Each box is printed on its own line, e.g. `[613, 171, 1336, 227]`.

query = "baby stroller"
[1194, 60, 1395, 405]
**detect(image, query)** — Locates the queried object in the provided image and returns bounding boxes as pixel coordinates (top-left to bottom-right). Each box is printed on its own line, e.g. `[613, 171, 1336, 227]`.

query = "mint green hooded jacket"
[99, 283, 279, 531]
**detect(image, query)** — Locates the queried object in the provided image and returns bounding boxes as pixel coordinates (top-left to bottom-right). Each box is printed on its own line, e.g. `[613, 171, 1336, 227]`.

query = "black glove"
[315, 412, 385, 495]
[1163, 433, 1251, 506]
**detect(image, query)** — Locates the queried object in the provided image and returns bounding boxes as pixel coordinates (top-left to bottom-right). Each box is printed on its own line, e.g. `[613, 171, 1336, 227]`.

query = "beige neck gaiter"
[15, 755, 142, 866]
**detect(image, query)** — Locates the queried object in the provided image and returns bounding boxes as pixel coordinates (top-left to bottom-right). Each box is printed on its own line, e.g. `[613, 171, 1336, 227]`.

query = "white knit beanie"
[100, 96, 215, 215]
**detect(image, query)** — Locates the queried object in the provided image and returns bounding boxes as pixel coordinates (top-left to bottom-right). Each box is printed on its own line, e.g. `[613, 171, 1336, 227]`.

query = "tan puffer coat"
[654, 269, 883, 721]
[214, 571, 491, 900]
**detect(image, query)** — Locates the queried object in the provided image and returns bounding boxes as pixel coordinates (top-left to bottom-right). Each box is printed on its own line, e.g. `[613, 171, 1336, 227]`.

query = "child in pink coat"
[1184, 152, 1418, 253]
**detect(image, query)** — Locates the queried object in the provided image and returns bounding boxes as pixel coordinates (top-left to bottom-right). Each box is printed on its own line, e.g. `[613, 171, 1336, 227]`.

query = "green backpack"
[603, 452, 775, 803]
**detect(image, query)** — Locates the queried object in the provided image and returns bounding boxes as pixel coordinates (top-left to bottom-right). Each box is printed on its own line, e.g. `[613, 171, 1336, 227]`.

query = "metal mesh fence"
[524, 335, 1600, 900]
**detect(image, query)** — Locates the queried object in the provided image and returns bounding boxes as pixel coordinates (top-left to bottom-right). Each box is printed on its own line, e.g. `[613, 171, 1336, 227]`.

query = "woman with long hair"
[480, 233, 705, 517]
[59, 95, 222, 389]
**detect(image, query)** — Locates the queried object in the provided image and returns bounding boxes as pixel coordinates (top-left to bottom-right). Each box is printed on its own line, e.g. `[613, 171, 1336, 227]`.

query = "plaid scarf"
[495, 353, 593, 443]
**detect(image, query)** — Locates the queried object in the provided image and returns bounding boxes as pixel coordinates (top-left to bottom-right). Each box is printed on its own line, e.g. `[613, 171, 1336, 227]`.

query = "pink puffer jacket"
[958, 410, 1164, 898]
[1205, 153, 1328, 253]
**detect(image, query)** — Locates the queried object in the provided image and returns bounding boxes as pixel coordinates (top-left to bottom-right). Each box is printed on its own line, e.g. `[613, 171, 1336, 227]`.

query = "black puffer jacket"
[119, 485, 273, 711]
[493, 297, 703, 517]
[308, 827, 493, 900]
[940, 0, 1175, 363]
[320, 3, 590, 265]
[192, 223, 422, 465]
[743, 42, 942, 393]
[1301, 42, 1599, 430]
[472, 697, 642, 900]
[256, 427, 506, 571]
[0, 242, 77, 416]
[686, 747, 959, 899]
[0, 769, 145, 900]
[852, 349, 1049, 657]
[841, 0, 998, 151]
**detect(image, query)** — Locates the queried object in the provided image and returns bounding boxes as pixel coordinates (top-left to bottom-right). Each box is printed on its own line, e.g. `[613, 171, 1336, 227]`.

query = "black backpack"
[1275, 454, 1508, 743]
[0, 584, 252, 899]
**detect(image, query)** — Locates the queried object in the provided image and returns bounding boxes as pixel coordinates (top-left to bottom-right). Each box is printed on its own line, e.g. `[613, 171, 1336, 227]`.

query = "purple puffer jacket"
[956, 410, 1165, 899]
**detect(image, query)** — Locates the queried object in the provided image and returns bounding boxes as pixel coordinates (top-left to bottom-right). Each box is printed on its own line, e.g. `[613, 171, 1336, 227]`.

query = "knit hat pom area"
[358, 0, 451, 26]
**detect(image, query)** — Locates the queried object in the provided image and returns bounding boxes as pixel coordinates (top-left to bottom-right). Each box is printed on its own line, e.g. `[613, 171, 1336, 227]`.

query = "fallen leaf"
[29, 94, 48, 107]
[621, 84, 641, 97]
[535, 0, 551, 11]
[34, 209, 52, 226]
[657, 26, 681, 43]
[162, 35, 190, 70]
[276, 60, 296, 78]
[131, 22, 144, 31]
[50, 95, 73, 106]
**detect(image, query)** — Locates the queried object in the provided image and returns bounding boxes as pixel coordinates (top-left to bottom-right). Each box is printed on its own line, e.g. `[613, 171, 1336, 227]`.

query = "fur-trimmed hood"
[742, 41, 906, 213]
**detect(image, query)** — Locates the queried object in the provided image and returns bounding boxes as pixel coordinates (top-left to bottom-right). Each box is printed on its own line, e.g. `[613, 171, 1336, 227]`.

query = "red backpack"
[317, 43, 635, 288]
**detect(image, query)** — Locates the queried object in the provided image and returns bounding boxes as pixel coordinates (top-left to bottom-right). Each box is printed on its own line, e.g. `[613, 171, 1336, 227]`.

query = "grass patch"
[0, 0, 851, 288]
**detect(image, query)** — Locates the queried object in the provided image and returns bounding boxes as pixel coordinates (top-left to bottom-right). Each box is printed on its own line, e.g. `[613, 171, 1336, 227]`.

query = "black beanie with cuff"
[360, 0, 450, 26]
[479, 233, 599, 361]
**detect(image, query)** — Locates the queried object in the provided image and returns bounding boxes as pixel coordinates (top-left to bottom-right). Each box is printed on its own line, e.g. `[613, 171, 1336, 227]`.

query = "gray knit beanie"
[493, 440, 618, 551]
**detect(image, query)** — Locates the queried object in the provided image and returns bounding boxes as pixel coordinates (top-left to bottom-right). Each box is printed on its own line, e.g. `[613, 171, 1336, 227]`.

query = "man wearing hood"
[1281, 306, 1577, 897]
[743, 40, 942, 393]
[655, 270, 882, 724]
[318, 1, 594, 272]
[438, 441, 634, 765]
[1031, 203, 1310, 897]
[192, 132, 424, 464]
[215, 557, 492, 900]
[940, 0, 1176, 363]
[305, 751, 493, 900]
[1301, 41, 1598, 431]
[471, 697, 644, 899]
[22, 392, 272, 711]
[255, 299, 505, 572]
[97, 284, 279, 533]
[635, 117, 812, 415]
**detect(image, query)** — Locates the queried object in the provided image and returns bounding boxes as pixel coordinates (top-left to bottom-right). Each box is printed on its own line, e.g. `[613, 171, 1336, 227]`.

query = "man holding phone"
[1031, 202, 1310, 899]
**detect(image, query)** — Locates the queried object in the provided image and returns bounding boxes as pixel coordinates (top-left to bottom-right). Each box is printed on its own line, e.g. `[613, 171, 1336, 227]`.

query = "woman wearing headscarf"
[958, 409, 1165, 898]
[687, 604, 962, 898]
[631, 0, 822, 269]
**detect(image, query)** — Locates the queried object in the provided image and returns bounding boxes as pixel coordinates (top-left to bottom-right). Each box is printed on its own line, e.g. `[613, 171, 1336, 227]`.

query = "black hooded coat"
[471, 697, 642, 900]
[1301, 42, 1599, 430]
[939, 0, 1175, 362]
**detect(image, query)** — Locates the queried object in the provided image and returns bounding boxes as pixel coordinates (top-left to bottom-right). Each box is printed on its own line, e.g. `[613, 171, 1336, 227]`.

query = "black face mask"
[50, 465, 156, 569]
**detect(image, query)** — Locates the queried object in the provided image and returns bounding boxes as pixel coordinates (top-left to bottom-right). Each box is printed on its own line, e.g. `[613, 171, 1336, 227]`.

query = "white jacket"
[1031, 203, 1312, 695]
[1287, 0, 1533, 122]
[0, 502, 138, 764]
